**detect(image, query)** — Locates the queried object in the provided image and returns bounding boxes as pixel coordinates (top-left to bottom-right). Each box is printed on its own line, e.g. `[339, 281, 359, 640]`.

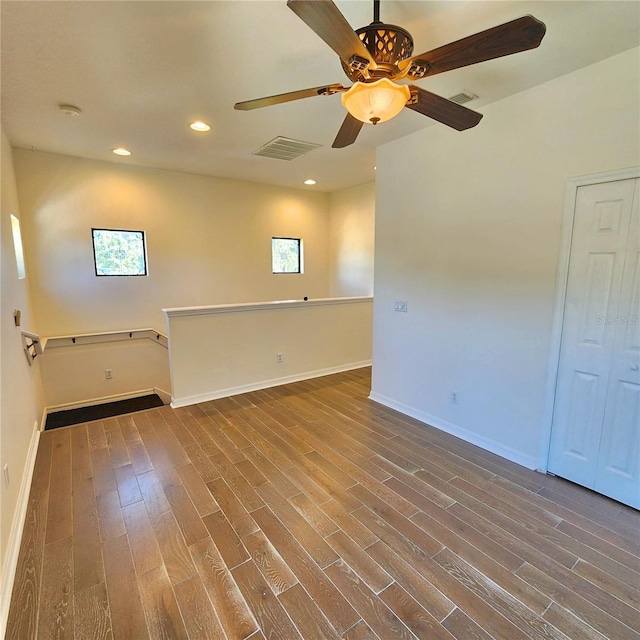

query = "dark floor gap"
[44, 393, 164, 430]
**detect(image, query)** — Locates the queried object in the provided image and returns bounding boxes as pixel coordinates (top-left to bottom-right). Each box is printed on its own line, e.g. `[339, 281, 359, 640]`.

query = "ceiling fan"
[235, 0, 546, 148]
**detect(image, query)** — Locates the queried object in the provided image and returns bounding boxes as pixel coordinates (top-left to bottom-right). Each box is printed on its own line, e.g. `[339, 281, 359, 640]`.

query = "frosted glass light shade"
[341, 78, 411, 125]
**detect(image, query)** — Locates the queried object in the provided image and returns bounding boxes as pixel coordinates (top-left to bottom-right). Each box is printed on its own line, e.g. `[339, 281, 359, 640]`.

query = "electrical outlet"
[3, 464, 9, 488]
[105, 368, 113, 380]
[276, 353, 283, 364]
[450, 391, 460, 405]
[394, 301, 408, 312]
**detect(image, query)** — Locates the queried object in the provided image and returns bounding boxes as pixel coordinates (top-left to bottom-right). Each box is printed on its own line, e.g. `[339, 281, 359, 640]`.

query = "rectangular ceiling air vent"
[253, 136, 322, 161]
[448, 90, 479, 105]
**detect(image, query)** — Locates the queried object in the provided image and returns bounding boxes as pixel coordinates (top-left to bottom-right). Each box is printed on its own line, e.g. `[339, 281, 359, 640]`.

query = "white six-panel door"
[549, 178, 639, 508]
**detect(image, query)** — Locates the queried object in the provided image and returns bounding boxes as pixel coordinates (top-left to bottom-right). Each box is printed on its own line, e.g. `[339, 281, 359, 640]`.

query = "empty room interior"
[1, 1, 639, 639]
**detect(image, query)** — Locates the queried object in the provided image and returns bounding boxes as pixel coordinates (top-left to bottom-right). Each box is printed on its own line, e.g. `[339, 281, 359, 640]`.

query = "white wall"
[0, 128, 45, 622]
[13, 151, 333, 336]
[329, 182, 375, 297]
[371, 48, 640, 468]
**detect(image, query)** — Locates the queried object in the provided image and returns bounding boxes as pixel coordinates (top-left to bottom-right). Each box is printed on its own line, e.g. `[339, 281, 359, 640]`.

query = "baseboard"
[45, 388, 158, 415]
[153, 387, 172, 405]
[39, 406, 48, 431]
[0, 424, 41, 638]
[171, 361, 372, 408]
[368, 391, 537, 470]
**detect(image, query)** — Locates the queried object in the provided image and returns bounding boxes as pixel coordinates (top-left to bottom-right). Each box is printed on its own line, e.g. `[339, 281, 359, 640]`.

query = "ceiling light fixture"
[59, 104, 81, 117]
[112, 147, 132, 156]
[190, 121, 211, 132]
[304, 179, 316, 185]
[341, 78, 410, 125]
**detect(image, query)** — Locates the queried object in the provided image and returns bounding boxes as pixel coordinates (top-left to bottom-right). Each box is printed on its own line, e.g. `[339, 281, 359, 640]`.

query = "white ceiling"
[2, 1, 639, 192]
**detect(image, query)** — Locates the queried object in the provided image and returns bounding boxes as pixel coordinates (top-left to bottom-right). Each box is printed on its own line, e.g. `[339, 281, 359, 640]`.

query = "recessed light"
[304, 179, 316, 185]
[112, 147, 132, 156]
[59, 104, 81, 116]
[190, 121, 211, 132]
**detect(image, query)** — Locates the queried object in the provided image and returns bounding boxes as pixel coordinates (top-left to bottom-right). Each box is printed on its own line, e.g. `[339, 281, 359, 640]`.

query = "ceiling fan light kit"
[235, 0, 546, 148]
[342, 78, 410, 125]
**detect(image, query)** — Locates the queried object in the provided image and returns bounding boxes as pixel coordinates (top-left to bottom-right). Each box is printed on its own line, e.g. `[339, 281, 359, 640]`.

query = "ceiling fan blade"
[332, 113, 364, 148]
[235, 83, 346, 110]
[287, 0, 376, 69]
[406, 86, 483, 131]
[399, 15, 546, 77]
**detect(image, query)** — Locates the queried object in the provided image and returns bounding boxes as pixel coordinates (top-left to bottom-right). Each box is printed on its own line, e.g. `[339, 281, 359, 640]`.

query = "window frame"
[91, 227, 148, 277]
[271, 236, 302, 275]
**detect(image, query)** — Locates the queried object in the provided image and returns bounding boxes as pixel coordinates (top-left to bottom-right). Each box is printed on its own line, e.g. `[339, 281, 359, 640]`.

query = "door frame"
[538, 166, 640, 472]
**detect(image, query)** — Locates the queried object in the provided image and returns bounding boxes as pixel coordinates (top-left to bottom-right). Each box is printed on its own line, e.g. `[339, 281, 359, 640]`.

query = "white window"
[92, 228, 148, 276]
[272, 237, 302, 274]
[10, 215, 26, 279]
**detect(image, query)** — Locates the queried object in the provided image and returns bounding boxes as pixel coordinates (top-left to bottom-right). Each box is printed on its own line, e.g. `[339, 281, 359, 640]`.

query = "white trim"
[163, 296, 373, 318]
[369, 392, 537, 470]
[39, 406, 48, 431]
[154, 387, 172, 405]
[0, 424, 40, 638]
[538, 167, 640, 471]
[171, 361, 372, 408]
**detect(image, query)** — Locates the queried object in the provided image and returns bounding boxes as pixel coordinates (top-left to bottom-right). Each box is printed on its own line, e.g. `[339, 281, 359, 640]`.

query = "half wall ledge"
[163, 295, 373, 317]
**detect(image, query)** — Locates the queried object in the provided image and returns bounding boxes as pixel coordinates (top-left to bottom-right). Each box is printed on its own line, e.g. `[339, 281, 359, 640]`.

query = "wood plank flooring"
[6, 368, 640, 639]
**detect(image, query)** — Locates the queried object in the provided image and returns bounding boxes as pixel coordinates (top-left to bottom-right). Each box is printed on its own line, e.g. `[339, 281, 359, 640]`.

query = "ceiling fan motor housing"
[342, 22, 414, 81]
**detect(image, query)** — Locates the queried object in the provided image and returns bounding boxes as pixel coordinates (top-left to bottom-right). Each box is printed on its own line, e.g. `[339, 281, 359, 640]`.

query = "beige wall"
[166, 298, 373, 406]
[12, 150, 375, 409]
[0, 130, 44, 591]
[40, 337, 170, 408]
[329, 182, 375, 297]
[371, 48, 640, 468]
[14, 151, 334, 336]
